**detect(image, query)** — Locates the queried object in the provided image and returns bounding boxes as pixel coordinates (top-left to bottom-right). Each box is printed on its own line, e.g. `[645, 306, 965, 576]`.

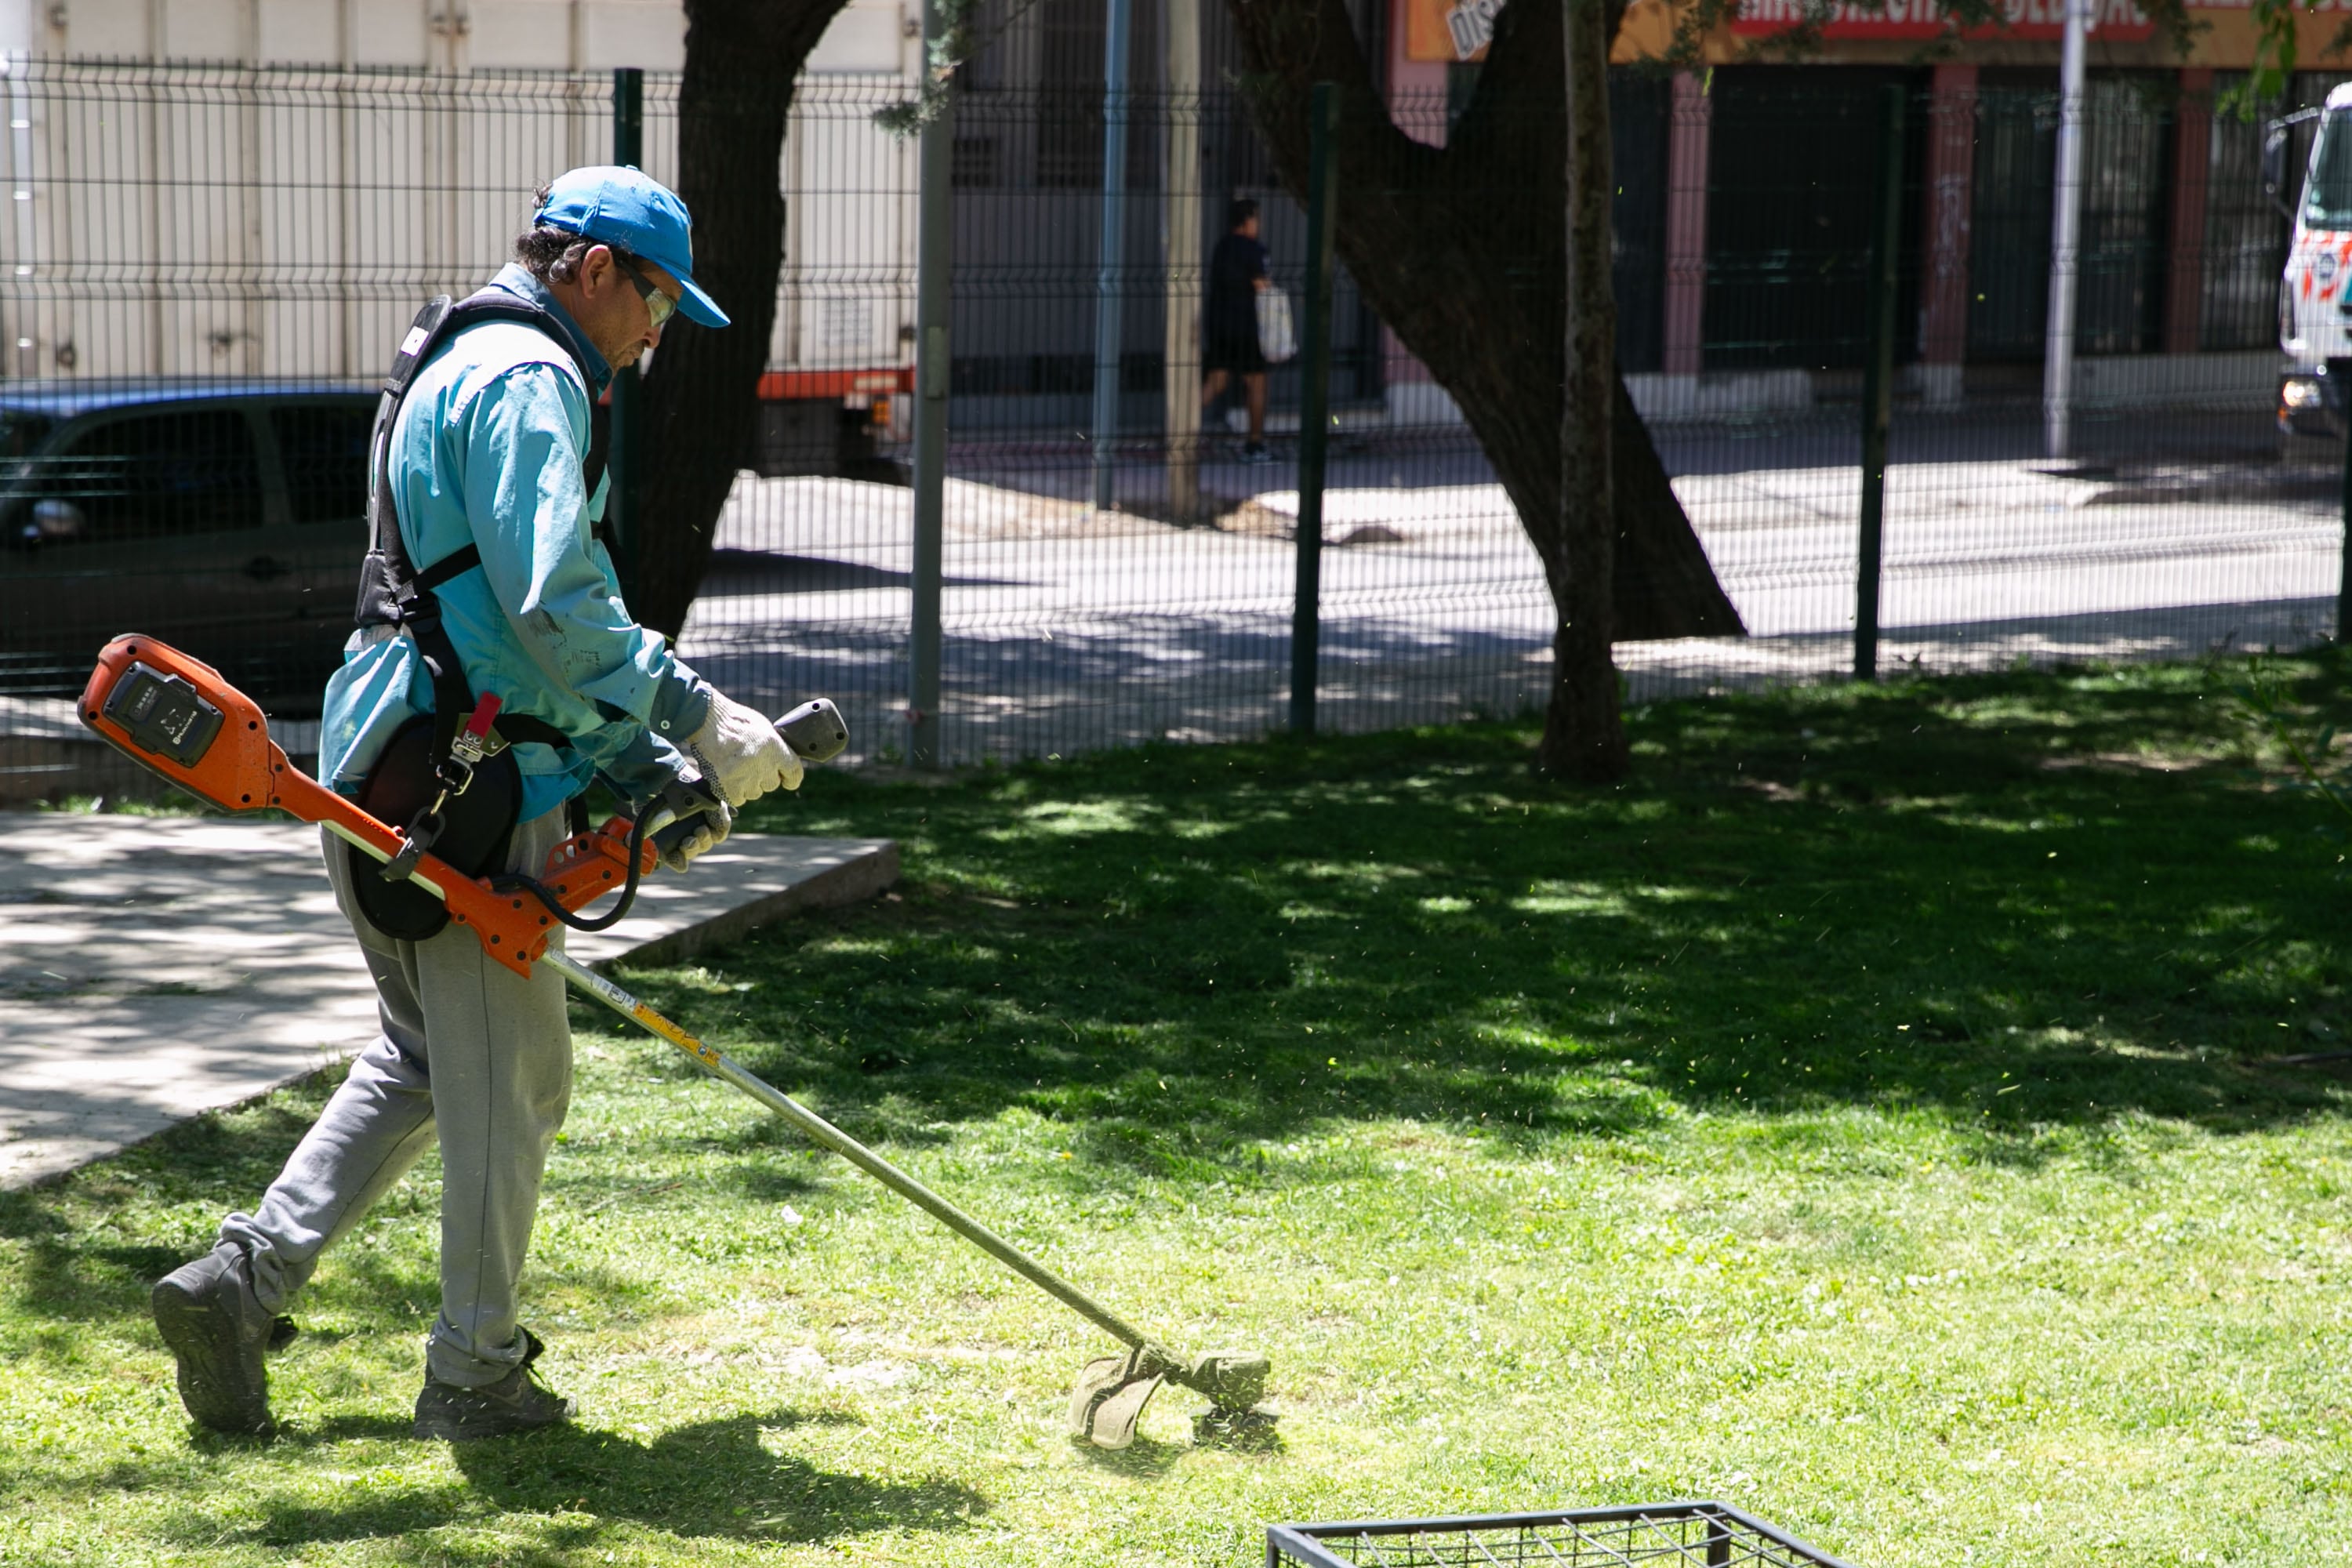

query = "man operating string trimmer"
[149, 167, 794, 1443]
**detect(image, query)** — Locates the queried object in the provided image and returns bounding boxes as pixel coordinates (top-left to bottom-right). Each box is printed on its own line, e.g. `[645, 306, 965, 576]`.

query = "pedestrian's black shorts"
[1204, 327, 1266, 376]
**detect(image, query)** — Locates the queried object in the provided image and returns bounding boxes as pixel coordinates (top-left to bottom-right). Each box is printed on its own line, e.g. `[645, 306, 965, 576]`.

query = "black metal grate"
[1267, 1503, 1858, 1568]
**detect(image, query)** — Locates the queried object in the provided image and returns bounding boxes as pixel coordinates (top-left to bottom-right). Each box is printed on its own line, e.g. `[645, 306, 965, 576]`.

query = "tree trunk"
[1218, 0, 1742, 734]
[1544, 0, 1627, 779]
[633, 0, 847, 640]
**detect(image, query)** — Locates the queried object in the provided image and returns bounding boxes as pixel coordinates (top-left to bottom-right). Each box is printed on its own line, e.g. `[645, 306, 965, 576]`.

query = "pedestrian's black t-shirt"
[1207, 232, 1268, 343]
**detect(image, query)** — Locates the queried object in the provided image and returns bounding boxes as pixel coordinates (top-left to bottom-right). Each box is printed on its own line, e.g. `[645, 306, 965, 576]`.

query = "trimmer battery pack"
[101, 661, 225, 768]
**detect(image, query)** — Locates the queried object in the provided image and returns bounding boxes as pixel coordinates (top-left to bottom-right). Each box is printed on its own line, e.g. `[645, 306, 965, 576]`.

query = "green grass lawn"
[6, 659, 2352, 1566]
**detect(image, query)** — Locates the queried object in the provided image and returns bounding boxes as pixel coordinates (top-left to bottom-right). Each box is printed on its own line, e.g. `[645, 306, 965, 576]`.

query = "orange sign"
[1404, 0, 1487, 62]
[1406, 0, 2352, 65]
[1730, 0, 2154, 39]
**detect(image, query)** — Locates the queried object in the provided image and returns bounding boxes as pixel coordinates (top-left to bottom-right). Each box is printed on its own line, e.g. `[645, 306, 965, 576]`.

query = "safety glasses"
[612, 251, 678, 332]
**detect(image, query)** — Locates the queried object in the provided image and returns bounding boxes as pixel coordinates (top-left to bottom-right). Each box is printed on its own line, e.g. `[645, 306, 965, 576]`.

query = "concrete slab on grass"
[0, 815, 898, 1190]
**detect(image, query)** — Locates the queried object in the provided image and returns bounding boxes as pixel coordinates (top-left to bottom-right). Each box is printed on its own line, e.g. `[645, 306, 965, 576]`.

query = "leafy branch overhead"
[2240, 0, 2352, 107]
[871, 0, 973, 136]
[873, 0, 1046, 133]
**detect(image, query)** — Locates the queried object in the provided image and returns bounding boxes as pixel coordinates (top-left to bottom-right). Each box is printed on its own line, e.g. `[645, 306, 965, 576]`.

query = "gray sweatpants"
[220, 808, 573, 1388]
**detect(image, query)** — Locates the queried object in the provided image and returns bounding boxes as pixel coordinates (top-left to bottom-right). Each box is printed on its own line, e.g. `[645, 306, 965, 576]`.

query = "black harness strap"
[411, 545, 482, 593]
[353, 288, 606, 762]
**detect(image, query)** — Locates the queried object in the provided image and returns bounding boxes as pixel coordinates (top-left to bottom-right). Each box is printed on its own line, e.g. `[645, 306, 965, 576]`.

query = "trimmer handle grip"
[644, 699, 848, 859]
[646, 777, 727, 858]
[776, 698, 848, 764]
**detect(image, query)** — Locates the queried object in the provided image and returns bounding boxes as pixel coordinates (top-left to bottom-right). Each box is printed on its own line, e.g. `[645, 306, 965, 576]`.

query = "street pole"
[1855, 84, 1904, 683]
[1161, 0, 1202, 521]
[2042, 0, 2087, 460]
[609, 67, 644, 601]
[1091, 0, 1133, 511]
[1290, 83, 1340, 737]
[909, 7, 953, 769]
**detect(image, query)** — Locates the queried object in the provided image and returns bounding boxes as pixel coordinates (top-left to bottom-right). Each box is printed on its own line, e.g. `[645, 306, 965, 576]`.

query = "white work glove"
[658, 796, 733, 873]
[684, 688, 804, 808]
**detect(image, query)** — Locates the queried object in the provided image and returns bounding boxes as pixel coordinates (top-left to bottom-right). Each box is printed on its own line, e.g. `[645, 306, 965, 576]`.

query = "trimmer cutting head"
[1066, 1343, 1270, 1449]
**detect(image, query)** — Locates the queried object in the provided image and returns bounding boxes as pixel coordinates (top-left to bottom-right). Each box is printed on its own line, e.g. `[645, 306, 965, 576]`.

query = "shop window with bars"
[1969, 71, 2172, 361]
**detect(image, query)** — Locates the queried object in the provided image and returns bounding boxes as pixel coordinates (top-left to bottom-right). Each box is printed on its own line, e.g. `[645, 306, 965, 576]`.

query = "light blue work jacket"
[317, 263, 710, 822]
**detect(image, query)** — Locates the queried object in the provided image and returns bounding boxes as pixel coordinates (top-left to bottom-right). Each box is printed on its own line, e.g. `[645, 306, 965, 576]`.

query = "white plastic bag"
[1257, 289, 1298, 364]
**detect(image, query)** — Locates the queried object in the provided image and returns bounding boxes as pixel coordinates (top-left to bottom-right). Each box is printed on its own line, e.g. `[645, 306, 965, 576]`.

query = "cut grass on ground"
[5, 656, 2352, 1567]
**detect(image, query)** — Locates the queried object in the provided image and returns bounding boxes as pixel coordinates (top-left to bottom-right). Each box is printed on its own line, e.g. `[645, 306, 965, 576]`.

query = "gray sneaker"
[151, 1241, 282, 1437]
[412, 1327, 573, 1441]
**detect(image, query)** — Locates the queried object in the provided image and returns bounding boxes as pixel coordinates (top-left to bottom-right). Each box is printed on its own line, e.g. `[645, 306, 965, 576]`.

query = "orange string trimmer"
[78, 633, 1270, 1449]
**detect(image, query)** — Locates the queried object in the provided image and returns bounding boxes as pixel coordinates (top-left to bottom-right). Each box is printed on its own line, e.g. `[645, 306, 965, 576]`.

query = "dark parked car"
[0, 379, 377, 702]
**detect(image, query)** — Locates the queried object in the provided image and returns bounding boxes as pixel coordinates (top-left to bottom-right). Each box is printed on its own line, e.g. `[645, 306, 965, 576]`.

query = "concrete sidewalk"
[0, 815, 898, 1190]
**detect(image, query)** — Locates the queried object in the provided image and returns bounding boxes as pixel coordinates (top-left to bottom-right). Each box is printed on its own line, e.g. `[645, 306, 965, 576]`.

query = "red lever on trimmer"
[463, 693, 501, 741]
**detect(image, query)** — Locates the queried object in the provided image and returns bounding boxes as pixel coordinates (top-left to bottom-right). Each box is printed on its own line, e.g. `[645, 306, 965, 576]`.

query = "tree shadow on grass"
[452, 1410, 984, 1544]
[147, 1410, 983, 1552]
[693, 662, 2352, 1178]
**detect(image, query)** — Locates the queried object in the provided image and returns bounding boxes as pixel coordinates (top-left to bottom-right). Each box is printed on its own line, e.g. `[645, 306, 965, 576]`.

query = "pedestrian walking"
[1202, 197, 1272, 463]
[148, 166, 803, 1443]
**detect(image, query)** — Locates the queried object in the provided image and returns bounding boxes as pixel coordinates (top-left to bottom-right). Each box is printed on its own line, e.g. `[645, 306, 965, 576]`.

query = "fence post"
[1161, 0, 1203, 521]
[608, 67, 644, 602]
[1853, 82, 1903, 684]
[2340, 394, 2352, 643]
[908, 2, 954, 769]
[1091, 0, 1134, 511]
[1290, 82, 1340, 736]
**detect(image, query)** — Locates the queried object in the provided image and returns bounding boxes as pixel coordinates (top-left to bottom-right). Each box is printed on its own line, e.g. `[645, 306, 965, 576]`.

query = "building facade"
[1389, 0, 2350, 417]
[1, 0, 2329, 424]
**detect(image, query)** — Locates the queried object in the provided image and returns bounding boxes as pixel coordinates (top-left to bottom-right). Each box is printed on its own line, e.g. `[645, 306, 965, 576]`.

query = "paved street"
[675, 424, 2343, 763]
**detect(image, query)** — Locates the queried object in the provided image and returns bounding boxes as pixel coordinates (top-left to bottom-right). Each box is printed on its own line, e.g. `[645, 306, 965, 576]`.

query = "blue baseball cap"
[533, 165, 729, 329]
